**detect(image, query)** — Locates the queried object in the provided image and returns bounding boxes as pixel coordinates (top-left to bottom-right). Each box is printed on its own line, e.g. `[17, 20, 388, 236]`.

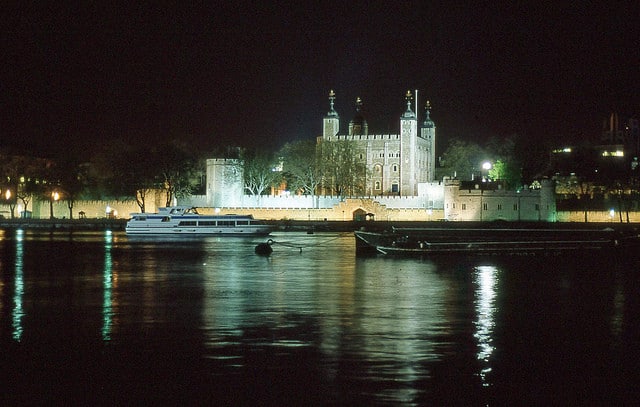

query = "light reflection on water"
[102, 230, 113, 341]
[12, 229, 24, 341]
[0, 230, 638, 405]
[473, 265, 498, 387]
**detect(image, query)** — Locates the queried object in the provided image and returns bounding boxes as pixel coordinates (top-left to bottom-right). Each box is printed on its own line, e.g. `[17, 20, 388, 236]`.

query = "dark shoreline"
[0, 219, 128, 231]
[0, 218, 638, 233]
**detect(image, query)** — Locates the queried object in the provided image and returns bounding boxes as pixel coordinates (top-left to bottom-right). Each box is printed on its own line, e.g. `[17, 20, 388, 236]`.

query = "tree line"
[2, 133, 637, 219]
[0, 140, 203, 218]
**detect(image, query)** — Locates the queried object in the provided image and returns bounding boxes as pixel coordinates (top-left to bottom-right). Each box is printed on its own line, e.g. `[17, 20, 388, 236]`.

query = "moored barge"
[355, 225, 640, 257]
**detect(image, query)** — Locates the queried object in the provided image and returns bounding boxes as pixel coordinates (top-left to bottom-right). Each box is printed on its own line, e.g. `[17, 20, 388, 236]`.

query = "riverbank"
[0, 218, 128, 231]
[0, 218, 637, 233]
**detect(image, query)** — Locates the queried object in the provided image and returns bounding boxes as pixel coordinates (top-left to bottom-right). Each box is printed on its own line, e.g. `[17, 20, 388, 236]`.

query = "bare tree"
[319, 139, 366, 196]
[278, 139, 323, 204]
[242, 150, 281, 196]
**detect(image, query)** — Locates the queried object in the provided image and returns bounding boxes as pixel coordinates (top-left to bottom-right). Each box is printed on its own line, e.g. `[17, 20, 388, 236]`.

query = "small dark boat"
[355, 225, 640, 257]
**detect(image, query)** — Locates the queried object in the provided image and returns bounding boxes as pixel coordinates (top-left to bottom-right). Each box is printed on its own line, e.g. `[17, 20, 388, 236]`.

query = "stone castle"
[318, 90, 436, 196]
[203, 90, 557, 222]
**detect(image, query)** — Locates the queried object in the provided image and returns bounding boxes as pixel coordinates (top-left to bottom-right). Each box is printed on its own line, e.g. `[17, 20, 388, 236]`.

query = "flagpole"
[415, 89, 418, 121]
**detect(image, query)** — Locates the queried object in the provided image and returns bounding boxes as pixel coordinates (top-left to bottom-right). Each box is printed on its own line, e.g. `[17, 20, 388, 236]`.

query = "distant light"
[610, 209, 615, 218]
[5, 189, 10, 200]
[482, 162, 492, 170]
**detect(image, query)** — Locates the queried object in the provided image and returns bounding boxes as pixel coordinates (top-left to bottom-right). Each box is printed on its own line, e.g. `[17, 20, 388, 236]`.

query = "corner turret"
[323, 89, 340, 139]
[349, 97, 368, 136]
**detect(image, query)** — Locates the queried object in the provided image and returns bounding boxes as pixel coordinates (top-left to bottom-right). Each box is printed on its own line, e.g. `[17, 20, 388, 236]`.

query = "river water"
[1, 229, 638, 405]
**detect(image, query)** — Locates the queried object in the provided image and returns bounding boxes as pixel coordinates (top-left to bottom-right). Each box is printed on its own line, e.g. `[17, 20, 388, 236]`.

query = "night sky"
[2, 2, 638, 156]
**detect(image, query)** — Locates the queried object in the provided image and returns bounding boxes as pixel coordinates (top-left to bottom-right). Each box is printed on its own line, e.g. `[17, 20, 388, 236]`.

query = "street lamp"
[482, 162, 492, 182]
[4, 189, 14, 219]
[50, 190, 60, 219]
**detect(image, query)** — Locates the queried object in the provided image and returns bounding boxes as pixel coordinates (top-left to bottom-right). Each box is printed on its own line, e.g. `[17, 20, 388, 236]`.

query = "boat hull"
[355, 226, 640, 257]
[125, 226, 273, 236]
[125, 206, 274, 236]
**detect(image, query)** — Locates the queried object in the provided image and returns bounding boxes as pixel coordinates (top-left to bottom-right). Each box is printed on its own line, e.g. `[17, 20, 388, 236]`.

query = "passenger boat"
[355, 224, 640, 256]
[126, 206, 274, 236]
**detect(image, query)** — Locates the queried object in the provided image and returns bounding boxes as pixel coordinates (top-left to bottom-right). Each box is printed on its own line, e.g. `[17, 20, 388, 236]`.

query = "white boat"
[125, 206, 274, 236]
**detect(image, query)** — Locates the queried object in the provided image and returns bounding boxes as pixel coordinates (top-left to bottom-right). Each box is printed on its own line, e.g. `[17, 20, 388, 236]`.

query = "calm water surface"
[1, 229, 639, 405]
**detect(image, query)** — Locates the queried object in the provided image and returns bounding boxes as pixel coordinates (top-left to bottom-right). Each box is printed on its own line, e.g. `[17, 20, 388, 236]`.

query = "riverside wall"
[2, 197, 639, 224]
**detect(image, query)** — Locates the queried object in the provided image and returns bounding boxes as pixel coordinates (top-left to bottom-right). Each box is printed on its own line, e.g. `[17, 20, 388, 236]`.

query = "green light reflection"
[102, 230, 113, 341]
[12, 229, 24, 341]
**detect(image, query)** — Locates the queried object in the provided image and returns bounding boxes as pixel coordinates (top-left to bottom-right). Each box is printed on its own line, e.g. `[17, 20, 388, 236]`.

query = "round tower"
[206, 158, 244, 208]
[444, 177, 460, 221]
[539, 178, 557, 221]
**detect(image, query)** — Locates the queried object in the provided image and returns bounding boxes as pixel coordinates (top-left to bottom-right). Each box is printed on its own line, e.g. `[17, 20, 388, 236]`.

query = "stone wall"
[556, 210, 640, 223]
[196, 198, 444, 221]
[0, 190, 166, 219]
[2, 195, 638, 224]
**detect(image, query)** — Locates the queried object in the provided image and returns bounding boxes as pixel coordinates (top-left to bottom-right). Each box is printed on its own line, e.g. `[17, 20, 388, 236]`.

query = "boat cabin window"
[236, 220, 249, 226]
[134, 216, 147, 221]
[199, 221, 216, 226]
[217, 220, 235, 227]
[178, 221, 197, 226]
[161, 216, 171, 222]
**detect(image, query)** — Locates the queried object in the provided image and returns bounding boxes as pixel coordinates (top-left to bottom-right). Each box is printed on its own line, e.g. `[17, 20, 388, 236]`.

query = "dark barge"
[355, 224, 640, 257]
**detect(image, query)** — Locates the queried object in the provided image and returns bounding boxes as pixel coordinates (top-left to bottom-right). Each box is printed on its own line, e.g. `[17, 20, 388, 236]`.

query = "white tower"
[400, 90, 418, 195]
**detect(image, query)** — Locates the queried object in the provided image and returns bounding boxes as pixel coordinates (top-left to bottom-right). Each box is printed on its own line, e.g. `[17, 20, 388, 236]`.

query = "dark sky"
[2, 2, 638, 155]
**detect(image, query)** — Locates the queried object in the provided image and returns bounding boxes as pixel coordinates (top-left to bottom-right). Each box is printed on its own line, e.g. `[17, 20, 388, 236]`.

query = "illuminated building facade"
[600, 112, 639, 160]
[318, 90, 436, 196]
